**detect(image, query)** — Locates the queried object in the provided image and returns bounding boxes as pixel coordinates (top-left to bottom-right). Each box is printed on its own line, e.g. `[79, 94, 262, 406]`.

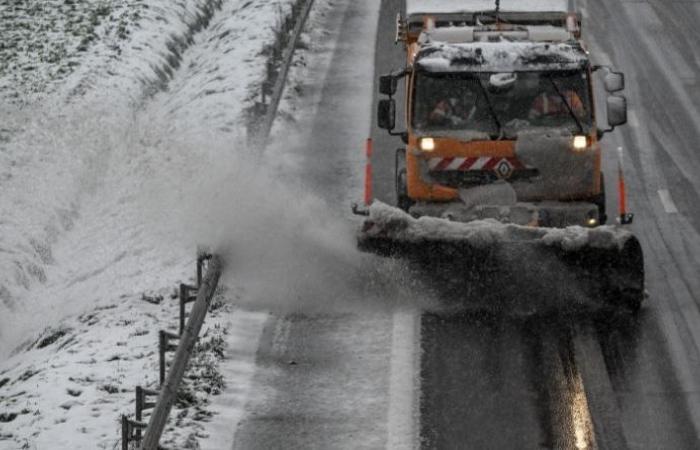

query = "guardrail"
[140, 254, 222, 449]
[247, 0, 315, 147]
[119, 252, 222, 450]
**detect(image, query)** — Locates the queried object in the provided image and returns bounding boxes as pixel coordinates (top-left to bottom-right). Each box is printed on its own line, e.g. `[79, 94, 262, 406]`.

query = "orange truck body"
[389, 3, 608, 213]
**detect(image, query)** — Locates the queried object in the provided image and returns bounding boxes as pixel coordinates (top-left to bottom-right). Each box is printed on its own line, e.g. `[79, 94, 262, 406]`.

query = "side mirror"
[607, 95, 627, 128]
[379, 75, 398, 96]
[604, 72, 625, 93]
[378, 99, 396, 130]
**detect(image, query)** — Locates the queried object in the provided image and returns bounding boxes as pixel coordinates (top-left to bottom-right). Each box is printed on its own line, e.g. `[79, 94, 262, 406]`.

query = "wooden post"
[140, 256, 223, 450]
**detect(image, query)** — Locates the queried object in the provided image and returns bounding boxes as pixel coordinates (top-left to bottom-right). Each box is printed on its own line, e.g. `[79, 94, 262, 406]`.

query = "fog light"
[573, 135, 588, 151]
[586, 217, 598, 227]
[420, 137, 435, 152]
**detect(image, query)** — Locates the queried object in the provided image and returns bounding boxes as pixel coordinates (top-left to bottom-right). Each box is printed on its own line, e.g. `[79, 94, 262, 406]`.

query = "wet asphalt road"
[234, 0, 700, 448]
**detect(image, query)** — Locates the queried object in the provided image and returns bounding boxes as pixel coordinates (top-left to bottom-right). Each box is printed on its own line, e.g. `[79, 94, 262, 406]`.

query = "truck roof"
[406, 0, 571, 17]
[415, 40, 588, 73]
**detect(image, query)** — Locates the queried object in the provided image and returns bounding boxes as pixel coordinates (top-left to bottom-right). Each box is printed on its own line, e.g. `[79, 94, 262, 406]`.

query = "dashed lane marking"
[386, 311, 420, 450]
[658, 189, 679, 214]
[628, 109, 640, 128]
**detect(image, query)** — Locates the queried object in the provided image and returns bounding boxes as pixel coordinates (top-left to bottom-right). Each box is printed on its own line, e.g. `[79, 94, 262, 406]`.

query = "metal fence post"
[197, 259, 203, 288]
[158, 330, 179, 385]
[179, 284, 197, 336]
[196, 249, 212, 287]
[135, 387, 144, 441]
[122, 415, 129, 450]
[158, 331, 166, 386]
[179, 284, 187, 336]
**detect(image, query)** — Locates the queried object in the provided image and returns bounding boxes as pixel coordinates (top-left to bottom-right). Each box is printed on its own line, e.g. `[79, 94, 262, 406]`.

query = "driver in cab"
[427, 91, 477, 127]
[529, 82, 585, 120]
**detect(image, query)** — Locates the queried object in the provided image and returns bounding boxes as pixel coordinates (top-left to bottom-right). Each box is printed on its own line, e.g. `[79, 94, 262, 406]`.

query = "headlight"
[419, 137, 435, 152]
[586, 217, 598, 227]
[573, 135, 588, 151]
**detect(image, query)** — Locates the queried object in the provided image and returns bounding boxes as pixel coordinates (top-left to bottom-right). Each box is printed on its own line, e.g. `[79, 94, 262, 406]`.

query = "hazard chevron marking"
[427, 157, 526, 172]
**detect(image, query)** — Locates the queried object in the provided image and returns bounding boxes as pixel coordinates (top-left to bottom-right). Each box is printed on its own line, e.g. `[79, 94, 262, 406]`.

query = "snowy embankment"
[0, 0, 351, 448]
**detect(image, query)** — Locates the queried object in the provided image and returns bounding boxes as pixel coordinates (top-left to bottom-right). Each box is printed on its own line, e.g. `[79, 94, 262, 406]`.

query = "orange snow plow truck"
[355, 0, 644, 312]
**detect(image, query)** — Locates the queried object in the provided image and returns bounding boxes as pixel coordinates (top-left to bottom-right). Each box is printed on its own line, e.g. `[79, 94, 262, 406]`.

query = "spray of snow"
[130, 124, 429, 315]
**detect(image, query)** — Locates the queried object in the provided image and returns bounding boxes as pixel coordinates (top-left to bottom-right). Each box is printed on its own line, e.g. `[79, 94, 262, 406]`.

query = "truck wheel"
[395, 149, 413, 212]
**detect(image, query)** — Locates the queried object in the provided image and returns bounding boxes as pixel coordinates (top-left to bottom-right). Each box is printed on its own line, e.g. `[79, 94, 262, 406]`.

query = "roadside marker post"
[364, 138, 373, 206]
[617, 146, 634, 225]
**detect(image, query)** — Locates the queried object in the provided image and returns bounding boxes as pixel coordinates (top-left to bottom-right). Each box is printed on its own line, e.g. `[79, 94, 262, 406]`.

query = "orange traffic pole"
[617, 146, 634, 224]
[364, 138, 373, 206]
[618, 163, 627, 217]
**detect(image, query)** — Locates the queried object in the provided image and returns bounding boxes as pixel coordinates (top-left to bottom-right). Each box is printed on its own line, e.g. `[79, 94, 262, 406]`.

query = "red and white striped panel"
[427, 156, 525, 171]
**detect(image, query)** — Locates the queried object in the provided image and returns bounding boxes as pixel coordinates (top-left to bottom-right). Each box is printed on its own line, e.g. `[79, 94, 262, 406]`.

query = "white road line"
[628, 109, 640, 128]
[658, 189, 679, 214]
[386, 311, 420, 450]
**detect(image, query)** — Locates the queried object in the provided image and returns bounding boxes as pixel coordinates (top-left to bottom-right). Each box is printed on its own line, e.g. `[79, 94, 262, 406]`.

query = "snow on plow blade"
[359, 202, 644, 313]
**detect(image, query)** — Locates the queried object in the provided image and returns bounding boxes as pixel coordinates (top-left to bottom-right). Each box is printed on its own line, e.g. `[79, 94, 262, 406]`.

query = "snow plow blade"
[358, 202, 644, 313]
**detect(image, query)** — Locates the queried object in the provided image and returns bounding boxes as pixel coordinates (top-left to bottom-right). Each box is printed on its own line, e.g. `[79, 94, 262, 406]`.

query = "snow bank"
[0, 286, 263, 449]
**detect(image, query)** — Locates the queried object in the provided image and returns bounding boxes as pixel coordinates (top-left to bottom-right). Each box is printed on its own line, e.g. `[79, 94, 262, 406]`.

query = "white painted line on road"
[658, 189, 679, 214]
[571, 330, 624, 449]
[386, 311, 420, 450]
[628, 109, 640, 128]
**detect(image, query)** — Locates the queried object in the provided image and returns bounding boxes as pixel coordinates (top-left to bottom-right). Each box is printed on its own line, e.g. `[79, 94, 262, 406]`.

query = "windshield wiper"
[475, 77, 503, 139]
[547, 76, 585, 135]
[473, 10, 511, 25]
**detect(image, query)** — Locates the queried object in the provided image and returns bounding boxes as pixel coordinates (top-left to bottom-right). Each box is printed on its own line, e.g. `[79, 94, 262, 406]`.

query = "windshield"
[412, 71, 592, 139]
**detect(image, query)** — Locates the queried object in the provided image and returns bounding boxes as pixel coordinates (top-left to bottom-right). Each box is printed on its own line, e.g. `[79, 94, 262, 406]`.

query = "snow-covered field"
[0, 0, 347, 447]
